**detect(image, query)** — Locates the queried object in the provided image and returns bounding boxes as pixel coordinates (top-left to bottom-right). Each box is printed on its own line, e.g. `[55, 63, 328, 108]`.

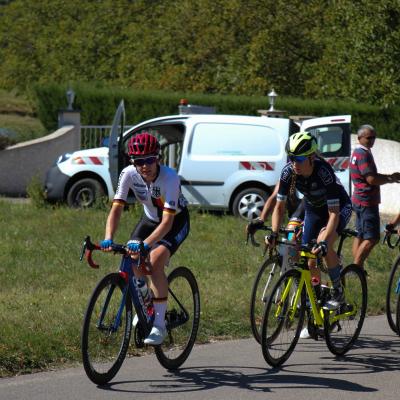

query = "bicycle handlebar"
[79, 236, 151, 273]
[246, 225, 299, 247]
[383, 229, 400, 249]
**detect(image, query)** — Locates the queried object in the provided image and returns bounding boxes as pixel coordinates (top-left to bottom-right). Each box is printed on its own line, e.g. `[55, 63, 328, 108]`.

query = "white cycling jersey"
[113, 164, 188, 222]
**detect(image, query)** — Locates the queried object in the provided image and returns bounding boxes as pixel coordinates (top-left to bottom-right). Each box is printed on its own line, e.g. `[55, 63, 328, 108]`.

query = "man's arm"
[365, 172, 400, 185]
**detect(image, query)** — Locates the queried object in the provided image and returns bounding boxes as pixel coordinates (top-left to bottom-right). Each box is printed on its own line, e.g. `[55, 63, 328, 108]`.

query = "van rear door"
[301, 115, 352, 194]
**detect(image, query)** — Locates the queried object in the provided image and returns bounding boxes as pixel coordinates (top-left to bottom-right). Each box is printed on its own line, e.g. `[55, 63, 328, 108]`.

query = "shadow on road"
[98, 333, 400, 395]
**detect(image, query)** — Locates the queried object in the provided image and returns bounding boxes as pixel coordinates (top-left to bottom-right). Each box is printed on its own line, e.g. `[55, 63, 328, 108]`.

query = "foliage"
[26, 175, 47, 208]
[0, 200, 396, 376]
[2, 1, 400, 107]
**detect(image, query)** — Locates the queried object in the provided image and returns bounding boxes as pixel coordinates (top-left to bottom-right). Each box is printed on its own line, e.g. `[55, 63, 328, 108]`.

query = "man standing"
[350, 124, 400, 271]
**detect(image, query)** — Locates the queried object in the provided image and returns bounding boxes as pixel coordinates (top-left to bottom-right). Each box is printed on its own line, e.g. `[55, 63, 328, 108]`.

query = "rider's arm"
[259, 182, 279, 221]
[271, 200, 286, 235]
[104, 201, 125, 240]
[143, 211, 175, 247]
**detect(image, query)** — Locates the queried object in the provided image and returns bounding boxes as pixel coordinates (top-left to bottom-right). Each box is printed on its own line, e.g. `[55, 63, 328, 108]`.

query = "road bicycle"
[79, 236, 200, 385]
[383, 228, 400, 335]
[260, 238, 367, 367]
[248, 226, 358, 344]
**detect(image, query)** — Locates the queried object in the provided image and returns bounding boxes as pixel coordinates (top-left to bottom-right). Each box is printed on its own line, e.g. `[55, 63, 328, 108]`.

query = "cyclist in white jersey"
[100, 132, 190, 345]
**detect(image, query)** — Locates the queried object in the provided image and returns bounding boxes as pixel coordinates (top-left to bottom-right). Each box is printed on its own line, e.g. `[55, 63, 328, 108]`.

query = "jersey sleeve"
[317, 163, 341, 208]
[163, 171, 180, 214]
[357, 150, 375, 176]
[277, 163, 292, 202]
[113, 168, 131, 203]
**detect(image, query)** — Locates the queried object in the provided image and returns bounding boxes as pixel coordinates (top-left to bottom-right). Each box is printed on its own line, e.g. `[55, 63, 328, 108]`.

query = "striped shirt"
[350, 145, 380, 206]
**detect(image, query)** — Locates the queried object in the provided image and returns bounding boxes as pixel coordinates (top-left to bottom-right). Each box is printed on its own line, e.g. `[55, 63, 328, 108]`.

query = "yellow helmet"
[285, 132, 317, 156]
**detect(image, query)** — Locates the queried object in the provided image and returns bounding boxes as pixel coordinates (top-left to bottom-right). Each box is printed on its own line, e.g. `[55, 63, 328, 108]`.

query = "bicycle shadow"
[98, 332, 399, 395]
[100, 364, 376, 394]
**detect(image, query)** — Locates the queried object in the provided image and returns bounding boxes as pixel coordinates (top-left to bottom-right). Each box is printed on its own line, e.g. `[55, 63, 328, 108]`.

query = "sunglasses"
[132, 156, 158, 166]
[289, 155, 308, 163]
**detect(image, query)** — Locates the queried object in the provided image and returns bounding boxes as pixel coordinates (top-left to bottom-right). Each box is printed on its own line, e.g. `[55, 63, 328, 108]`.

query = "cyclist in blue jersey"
[100, 132, 190, 345]
[267, 132, 352, 311]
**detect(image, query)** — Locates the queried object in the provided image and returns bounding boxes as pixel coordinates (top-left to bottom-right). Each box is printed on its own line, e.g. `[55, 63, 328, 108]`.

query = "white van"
[45, 101, 351, 219]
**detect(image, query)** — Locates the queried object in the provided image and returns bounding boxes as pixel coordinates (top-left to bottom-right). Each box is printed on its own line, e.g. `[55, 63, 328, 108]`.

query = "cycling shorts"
[302, 203, 352, 246]
[130, 208, 190, 256]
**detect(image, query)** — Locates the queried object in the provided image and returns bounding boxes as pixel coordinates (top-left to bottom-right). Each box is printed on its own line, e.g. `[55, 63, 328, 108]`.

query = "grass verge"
[0, 200, 396, 377]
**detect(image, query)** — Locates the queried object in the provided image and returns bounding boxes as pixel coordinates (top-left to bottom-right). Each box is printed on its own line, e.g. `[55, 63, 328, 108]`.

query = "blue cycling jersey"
[277, 158, 351, 209]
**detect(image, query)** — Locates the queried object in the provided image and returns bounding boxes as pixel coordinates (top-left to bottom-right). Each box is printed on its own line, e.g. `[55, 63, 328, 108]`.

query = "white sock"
[153, 301, 167, 329]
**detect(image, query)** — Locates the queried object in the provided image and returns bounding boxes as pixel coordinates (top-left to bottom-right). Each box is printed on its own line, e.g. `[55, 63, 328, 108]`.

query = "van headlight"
[56, 153, 72, 165]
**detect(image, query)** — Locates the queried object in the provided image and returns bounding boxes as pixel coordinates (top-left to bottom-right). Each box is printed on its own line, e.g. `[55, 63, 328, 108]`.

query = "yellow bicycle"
[260, 242, 367, 367]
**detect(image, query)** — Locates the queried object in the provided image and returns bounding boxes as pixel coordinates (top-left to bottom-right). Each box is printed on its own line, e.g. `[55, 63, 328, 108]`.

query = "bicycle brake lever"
[80, 236, 100, 269]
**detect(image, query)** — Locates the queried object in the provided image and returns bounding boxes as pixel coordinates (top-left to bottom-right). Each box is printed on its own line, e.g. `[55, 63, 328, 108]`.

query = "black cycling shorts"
[130, 208, 190, 256]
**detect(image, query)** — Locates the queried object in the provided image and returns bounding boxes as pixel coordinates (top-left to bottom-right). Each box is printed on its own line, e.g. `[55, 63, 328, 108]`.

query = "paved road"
[1, 315, 399, 400]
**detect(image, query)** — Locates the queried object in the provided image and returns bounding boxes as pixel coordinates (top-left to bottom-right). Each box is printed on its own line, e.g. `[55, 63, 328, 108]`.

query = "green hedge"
[33, 83, 400, 142]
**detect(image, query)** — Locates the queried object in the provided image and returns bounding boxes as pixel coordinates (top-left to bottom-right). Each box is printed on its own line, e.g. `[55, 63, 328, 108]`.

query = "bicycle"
[248, 226, 359, 344]
[260, 238, 367, 367]
[79, 236, 200, 385]
[383, 228, 400, 335]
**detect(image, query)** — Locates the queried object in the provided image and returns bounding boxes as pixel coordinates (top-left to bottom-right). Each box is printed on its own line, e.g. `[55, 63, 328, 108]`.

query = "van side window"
[306, 124, 349, 157]
[190, 123, 280, 157]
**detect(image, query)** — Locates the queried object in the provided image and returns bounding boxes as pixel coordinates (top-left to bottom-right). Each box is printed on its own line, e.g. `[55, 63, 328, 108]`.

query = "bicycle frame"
[276, 250, 358, 328]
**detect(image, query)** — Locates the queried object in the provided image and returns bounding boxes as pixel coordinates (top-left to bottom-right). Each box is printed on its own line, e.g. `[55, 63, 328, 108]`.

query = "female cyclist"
[267, 132, 352, 310]
[100, 132, 190, 345]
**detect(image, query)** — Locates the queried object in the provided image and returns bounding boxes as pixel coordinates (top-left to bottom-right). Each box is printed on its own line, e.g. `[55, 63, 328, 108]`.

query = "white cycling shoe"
[144, 325, 167, 346]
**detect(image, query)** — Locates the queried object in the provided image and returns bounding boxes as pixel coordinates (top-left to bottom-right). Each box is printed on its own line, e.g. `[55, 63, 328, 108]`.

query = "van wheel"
[232, 188, 268, 221]
[66, 178, 104, 208]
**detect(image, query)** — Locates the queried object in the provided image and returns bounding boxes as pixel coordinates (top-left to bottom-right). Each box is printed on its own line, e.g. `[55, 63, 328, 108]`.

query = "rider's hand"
[265, 232, 278, 248]
[100, 239, 113, 251]
[312, 240, 328, 256]
[246, 218, 264, 235]
[385, 223, 395, 232]
[126, 240, 151, 257]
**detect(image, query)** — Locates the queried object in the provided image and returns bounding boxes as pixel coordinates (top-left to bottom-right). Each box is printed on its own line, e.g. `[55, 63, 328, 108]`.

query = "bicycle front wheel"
[155, 266, 200, 370]
[386, 254, 400, 333]
[324, 264, 367, 356]
[250, 256, 282, 344]
[81, 273, 132, 385]
[261, 269, 305, 367]
[396, 293, 400, 336]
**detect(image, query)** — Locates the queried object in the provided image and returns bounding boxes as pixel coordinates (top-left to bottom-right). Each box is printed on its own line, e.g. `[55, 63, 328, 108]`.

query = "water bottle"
[311, 276, 321, 301]
[135, 278, 154, 316]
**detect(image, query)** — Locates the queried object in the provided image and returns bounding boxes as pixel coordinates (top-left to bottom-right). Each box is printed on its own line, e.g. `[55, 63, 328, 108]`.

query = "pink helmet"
[127, 132, 160, 158]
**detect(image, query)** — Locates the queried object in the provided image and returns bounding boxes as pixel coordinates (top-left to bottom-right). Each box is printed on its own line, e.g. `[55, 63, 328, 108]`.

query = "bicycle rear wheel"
[250, 256, 282, 344]
[81, 273, 132, 385]
[324, 264, 367, 356]
[386, 254, 400, 333]
[261, 269, 305, 367]
[155, 266, 200, 370]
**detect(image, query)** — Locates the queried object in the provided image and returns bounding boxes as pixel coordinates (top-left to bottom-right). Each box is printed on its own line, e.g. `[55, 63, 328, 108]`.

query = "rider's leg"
[149, 245, 170, 327]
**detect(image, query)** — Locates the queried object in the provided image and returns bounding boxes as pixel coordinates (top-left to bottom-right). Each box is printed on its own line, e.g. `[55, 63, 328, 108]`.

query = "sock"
[153, 301, 167, 329]
[328, 265, 342, 289]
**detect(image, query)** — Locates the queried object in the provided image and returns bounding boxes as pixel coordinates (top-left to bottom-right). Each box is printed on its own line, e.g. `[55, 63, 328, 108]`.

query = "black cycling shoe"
[323, 286, 345, 310]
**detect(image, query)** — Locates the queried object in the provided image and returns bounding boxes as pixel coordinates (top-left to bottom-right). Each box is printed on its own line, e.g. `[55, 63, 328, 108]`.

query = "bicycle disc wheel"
[261, 269, 305, 367]
[250, 256, 282, 344]
[386, 254, 400, 333]
[155, 266, 200, 370]
[324, 264, 367, 356]
[81, 273, 132, 385]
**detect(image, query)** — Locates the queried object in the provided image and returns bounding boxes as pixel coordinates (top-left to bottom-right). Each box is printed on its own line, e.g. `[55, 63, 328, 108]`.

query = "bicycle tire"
[324, 264, 367, 356]
[385, 254, 400, 333]
[155, 266, 200, 370]
[81, 273, 132, 385]
[261, 269, 305, 367]
[396, 292, 400, 336]
[250, 256, 282, 344]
